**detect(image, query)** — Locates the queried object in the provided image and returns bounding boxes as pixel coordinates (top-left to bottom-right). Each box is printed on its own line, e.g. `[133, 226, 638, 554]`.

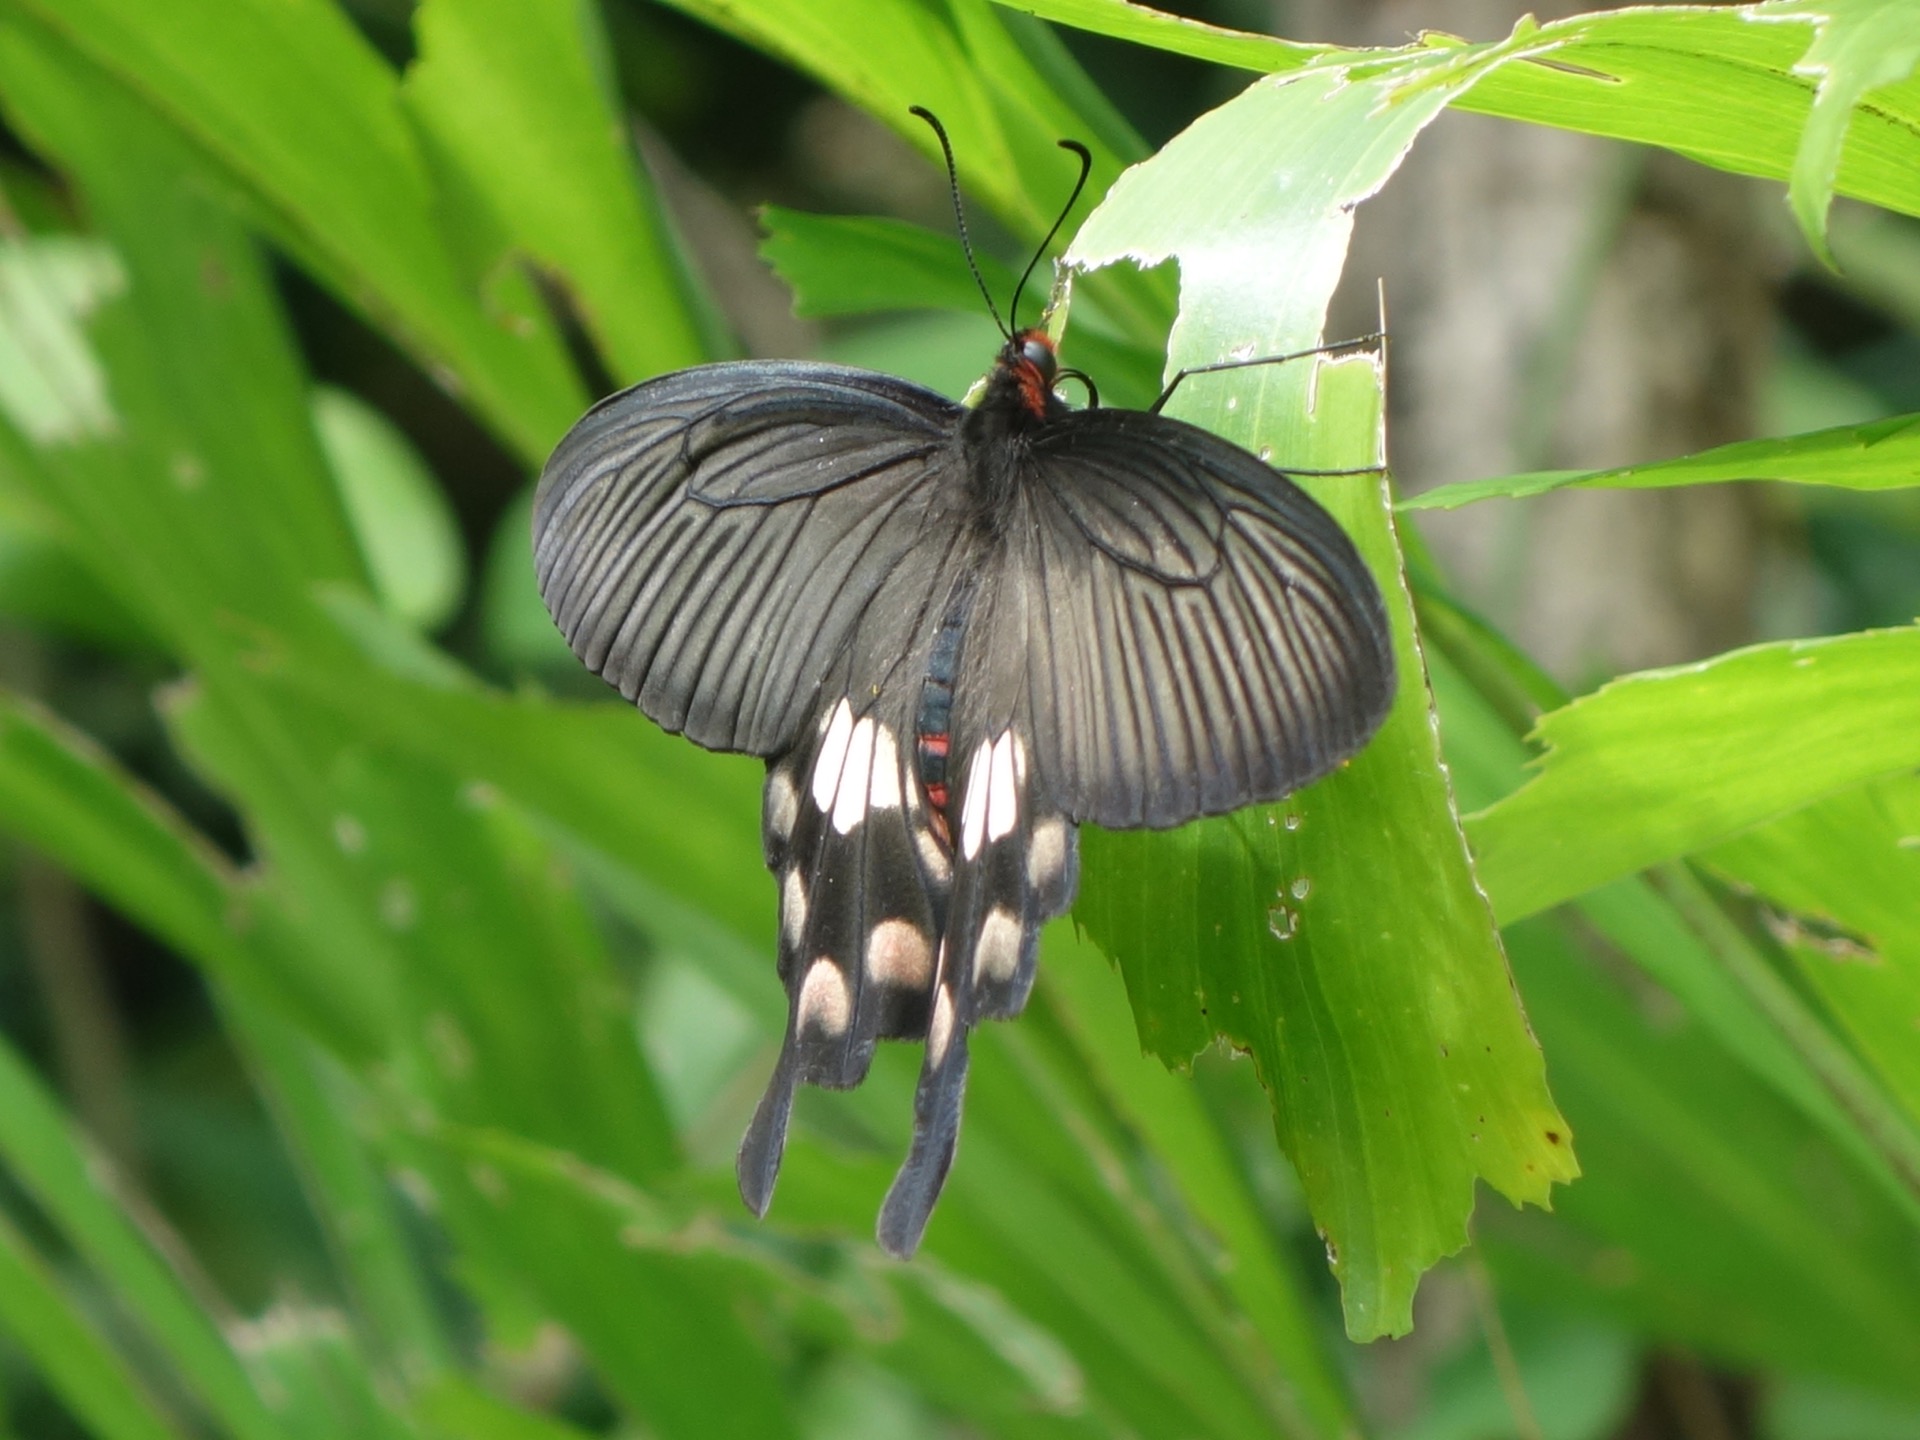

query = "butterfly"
[532, 110, 1396, 1257]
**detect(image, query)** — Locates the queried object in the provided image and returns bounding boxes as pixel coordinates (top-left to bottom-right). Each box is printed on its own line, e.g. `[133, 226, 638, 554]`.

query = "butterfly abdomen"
[913, 582, 976, 830]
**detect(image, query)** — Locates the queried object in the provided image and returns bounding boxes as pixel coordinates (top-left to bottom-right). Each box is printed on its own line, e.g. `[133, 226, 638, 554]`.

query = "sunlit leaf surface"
[1068, 63, 1575, 1340]
[402, 0, 708, 382]
[1401, 413, 1920, 510]
[1703, 773, 1920, 1133]
[1471, 626, 1920, 923]
[1755, 0, 1920, 259]
[2, 0, 584, 459]
[999, 0, 1920, 231]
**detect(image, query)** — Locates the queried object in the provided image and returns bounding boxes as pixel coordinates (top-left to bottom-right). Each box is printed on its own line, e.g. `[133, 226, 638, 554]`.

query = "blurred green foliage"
[0, 1, 1917, 1437]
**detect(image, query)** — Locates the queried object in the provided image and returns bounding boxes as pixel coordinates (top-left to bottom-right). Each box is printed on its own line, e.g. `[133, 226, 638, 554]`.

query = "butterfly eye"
[1019, 336, 1057, 382]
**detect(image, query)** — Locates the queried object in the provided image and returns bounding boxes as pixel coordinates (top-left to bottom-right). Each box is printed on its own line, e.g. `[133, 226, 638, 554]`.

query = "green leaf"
[1702, 772, 1920, 1133]
[1067, 63, 1574, 1341]
[404, 1124, 800, 1439]
[4, 0, 584, 462]
[1038, 927, 1359, 1436]
[0, 232, 123, 443]
[1385, 1306, 1635, 1440]
[1577, 874, 1920, 1224]
[942, 1055, 1291, 1435]
[993, 0, 1326, 72]
[0, 693, 235, 962]
[822, 310, 1010, 400]
[0, 1036, 286, 1440]
[1004, 2, 1920, 227]
[759, 209, 1165, 409]
[0, 22, 367, 655]
[227, 1305, 421, 1440]
[1401, 413, 1920, 511]
[0, 84, 418, 1052]
[237, 605, 770, 954]
[1469, 625, 1920, 924]
[165, 666, 679, 1185]
[401, 0, 708, 383]
[1486, 914, 1920, 1395]
[775, 1027, 1316, 1438]
[1453, 6, 1920, 224]
[663, 0, 1137, 239]
[660, 0, 1179, 355]
[312, 386, 466, 632]
[1422, 580, 1920, 1222]
[0, 1214, 188, 1440]
[1427, 593, 1920, 1387]
[1759, 0, 1920, 262]
[1769, 1377, 1920, 1438]
[477, 484, 577, 672]
[219, 997, 455, 1379]
[0, 693, 383, 1050]
[0, 488, 160, 652]
[760, 208, 1018, 319]
[412, 1377, 604, 1440]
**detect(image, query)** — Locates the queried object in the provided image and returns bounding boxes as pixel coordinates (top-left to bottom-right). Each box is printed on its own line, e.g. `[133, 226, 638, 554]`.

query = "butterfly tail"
[737, 1045, 797, 1216]
[877, 943, 970, 1258]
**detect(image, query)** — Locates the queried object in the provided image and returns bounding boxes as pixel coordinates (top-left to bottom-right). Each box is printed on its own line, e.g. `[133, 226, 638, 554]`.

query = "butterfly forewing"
[534, 361, 963, 757]
[1008, 407, 1396, 830]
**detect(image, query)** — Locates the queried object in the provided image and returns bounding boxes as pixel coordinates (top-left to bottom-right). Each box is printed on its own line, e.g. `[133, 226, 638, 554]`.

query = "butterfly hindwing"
[876, 718, 1080, 1258]
[741, 696, 951, 1218]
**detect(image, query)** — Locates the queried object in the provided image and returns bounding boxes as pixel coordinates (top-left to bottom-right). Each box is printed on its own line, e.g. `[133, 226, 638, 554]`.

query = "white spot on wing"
[986, 733, 1019, 843]
[811, 700, 854, 810]
[797, 958, 851, 1036]
[867, 919, 933, 989]
[975, 907, 1023, 986]
[1027, 817, 1068, 891]
[832, 717, 875, 834]
[927, 982, 955, 1067]
[868, 725, 902, 810]
[913, 822, 952, 883]
[781, 869, 807, 951]
[959, 739, 992, 860]
[765, 767, 798, 842]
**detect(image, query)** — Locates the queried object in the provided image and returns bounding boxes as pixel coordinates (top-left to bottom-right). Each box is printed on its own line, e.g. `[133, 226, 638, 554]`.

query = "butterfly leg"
[1149, 331, 1385, 413]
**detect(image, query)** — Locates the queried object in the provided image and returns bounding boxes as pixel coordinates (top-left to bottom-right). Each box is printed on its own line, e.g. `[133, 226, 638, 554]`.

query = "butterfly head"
[1002, 328, 1060, 421]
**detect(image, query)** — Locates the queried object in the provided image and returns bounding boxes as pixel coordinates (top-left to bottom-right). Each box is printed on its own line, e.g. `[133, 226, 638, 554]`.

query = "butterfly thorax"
[957, 330, 1069, 523]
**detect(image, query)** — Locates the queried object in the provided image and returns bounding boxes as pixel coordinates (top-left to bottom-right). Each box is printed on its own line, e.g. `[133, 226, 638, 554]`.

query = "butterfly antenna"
[911, 106, 1007, 339]
[1010, 139, 1091, 334]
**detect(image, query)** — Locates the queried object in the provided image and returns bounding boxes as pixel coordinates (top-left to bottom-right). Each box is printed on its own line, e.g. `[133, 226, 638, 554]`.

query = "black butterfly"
[533, 111, 1396, 1257]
